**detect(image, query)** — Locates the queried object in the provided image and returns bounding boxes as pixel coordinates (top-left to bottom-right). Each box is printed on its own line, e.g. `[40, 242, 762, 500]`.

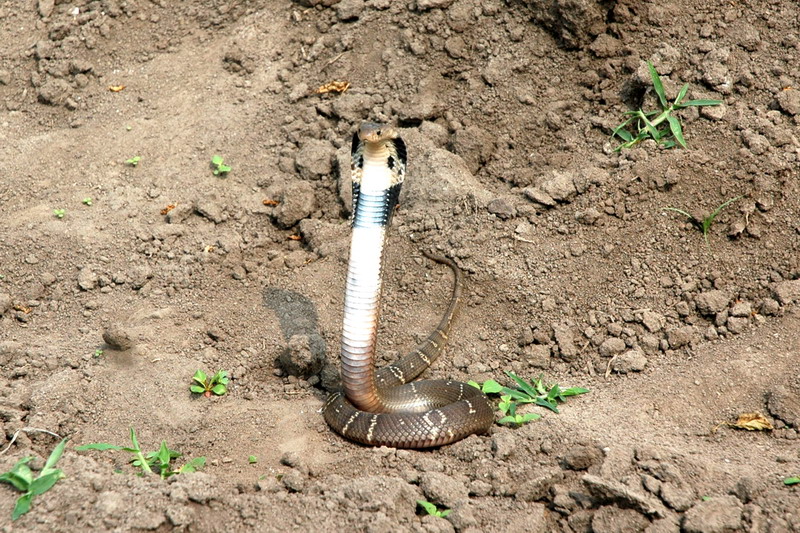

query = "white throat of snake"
[340, 124, 405, 413]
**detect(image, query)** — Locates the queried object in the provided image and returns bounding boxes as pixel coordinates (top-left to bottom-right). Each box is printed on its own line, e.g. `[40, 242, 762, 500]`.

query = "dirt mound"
[1, 0, 798, 531]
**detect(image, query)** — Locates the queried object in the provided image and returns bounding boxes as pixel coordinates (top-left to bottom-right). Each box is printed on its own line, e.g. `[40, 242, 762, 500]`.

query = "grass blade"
[667, 115, 687, 148]
[680, 99, 722, 107]
[29, 471, 63, 496]
[640, 113, 661, 141]
[42, 438, 68, 475]
[674, 83, 689, 105]
[12, 493, 32, 521]
[647, 62, 668, 108]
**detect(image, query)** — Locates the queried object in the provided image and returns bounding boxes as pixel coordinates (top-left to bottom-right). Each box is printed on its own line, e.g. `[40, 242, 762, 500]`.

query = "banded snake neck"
[323, 122, 494, 449]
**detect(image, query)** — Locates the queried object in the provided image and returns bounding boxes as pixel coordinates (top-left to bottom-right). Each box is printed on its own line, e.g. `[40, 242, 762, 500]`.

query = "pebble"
[487, 197, 516, 219]
[0, 293, 12, 315]
[77, 268, 98, 291]
[38, 0, 54, 17]
[102, 323, 134, 350]
[640, 310, 665, 332]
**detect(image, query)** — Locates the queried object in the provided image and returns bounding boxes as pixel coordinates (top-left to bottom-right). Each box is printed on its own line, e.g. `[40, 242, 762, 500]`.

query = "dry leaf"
[262, 198, 279, 206]
[160, 203, 176, 215]
[314, 80, 350, 95]
[108, 85, 126, 92]
[288, 235, 301, 241]
[13, 304, 32, 314]
[732, 412, 773, 431]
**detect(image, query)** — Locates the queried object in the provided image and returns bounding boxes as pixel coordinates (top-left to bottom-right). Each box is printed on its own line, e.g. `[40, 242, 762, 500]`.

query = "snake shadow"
[263, 287, 339, 391]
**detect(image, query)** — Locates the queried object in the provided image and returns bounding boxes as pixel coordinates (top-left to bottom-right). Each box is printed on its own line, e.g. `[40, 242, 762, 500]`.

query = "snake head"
[358, 122, 399, 145]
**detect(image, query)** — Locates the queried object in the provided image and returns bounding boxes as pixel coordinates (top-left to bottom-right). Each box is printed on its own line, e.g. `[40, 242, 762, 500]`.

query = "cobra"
[323, 123, 494, 448]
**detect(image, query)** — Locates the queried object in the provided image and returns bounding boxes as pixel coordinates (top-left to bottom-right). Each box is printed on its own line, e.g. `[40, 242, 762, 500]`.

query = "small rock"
[599, 337, 626, 358]
[524, 344, 551, 369]
[25, 254, 39, 265]
[419, 472, 468, 508]
[38, 0, 55, 17]
[659, 482, 696, 511]
[666, 326, 696, 349]
[102, 324, 134, 350]
[694, 290, 730, 315]
[583, 474, 666, 518]
[575, 207, 602, 225]
[726, 316, 749, 334]
[540, 171, 577, 202]
[334, 0, 364, 21]
[487, 198, 516, 219]
[295, 139, 335, 180]
[491, 431, 517, 460]
[759, 298, 780, 316]
[274, 181, 317, 228]
[767, 386, 800, 428]
[729, 301, 751, 317]
[37, 78, 71, 106]
[681, 495, 742, 533]
[591, 505, 650, 533]
[277, 334, 326, 378]
[612, 348, 647, 373]
[281, 469, 306, 493]
[561, 443, 604, 470]
[552, 323, 578, 361]
[515, 468, 563, 502]
[775, 88, 800, 116]
[523, 187, 556, 207]
[0, 69, 10, 85]
[416, 0, 457, 10]
[641, 310, 666, 332]
[772, 279, 800, 305]
[195, 196, 224, 223]
[77, 268, 98, 291]
[0, 293, 12, 315]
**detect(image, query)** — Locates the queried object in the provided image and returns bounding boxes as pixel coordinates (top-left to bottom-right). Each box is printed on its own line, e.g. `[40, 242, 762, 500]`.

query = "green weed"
[417, 500, 450, 518]
[53, 209, 66, 219]
[191, 370, 229, 397]
[125, 156, 141, 167]
[211, 155, 231, 176]
[470, 372, 589, 426]
[248, 455, 258, 464]
[0, 438, 67, 520]
[611, 62, 722, 151]
[664, 196, 742, 246]
[785, 477, 800, 486]
[75, 428, 205, 479]
[82, 198, 93, 206]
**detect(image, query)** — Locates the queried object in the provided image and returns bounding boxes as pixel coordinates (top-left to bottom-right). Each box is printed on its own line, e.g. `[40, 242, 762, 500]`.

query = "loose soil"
[1, 0, 799, 531]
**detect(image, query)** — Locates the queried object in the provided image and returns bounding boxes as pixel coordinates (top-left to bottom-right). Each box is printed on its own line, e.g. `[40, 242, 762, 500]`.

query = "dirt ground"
[1, 0, 799, 531]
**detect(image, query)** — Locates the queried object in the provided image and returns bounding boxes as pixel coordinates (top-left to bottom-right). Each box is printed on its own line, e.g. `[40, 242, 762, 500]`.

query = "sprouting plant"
[191, 370, 229, 397]
[0, 438, 67, 520]
[470, 372, 589, 426]
[211, 155, 231, 176]
[664, 196, 742, 246]
[75, 428, 205, 479]
[417, 500, 451, 518]
[248, 455, 258, 464]
[785, 477, 800, 486]
[82, 198, 93, 206]
[125, 156, 141, 167]
[93, 349, 104, 358]
[53, 209, 66, 219]
[611, 62, 722, 151]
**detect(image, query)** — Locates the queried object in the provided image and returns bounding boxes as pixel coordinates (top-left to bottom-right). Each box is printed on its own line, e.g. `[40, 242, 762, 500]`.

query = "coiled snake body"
[323, 123, 494, 448]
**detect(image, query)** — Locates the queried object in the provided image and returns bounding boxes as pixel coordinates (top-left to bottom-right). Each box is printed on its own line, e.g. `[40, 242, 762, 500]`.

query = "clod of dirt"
[77, 267, 99, 291]
[561, 443, 604, 471]
[419, 471, 469, 508]
[272, 181, 317, 228]
[37, 78, 71, 106]
[598, 337, 626, 358]
[772, 279, 800, 305]
[774, 88, 800, 116]
[277, 333, 326, 378]
[295, 139, 335, 180]
[611, 348, 647, 373]
[681, 495, 743, 533]
[582, 474, 667, 518]
[591, 505, 651, 533]
[102, 323, 135, 351]
[767, 386, 800, 429]
[695, 290, 731, 315]
[515, 468, 564, 502]
[37, 0, 54, 18]
[0, 292, 12, 315]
